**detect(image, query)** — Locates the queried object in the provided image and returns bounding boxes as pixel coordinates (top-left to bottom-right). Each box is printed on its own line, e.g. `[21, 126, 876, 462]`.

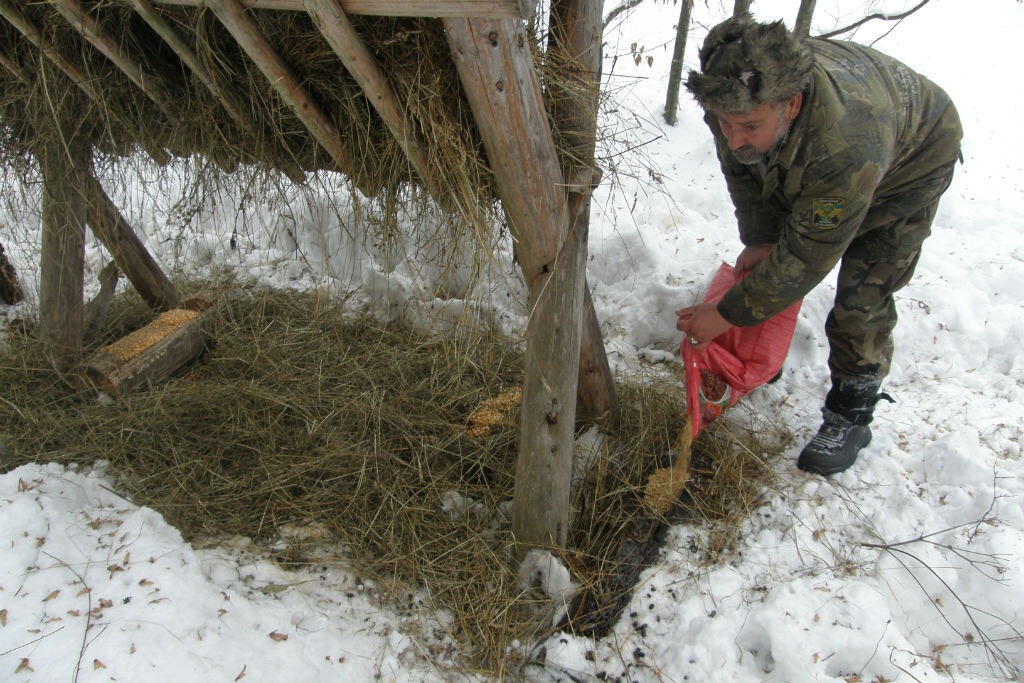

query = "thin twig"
[42, 552, 92, 683]
[817, 0, 933, 39]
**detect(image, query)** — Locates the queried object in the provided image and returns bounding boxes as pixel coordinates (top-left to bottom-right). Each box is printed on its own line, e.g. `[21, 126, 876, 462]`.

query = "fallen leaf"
[15, 658, 33, 673]
[42, 590, 60, 602]
[99, 598, 113, 608]
[67, 610, 80, 617]
[235, 665, 247, 681]
[130, 643, 136, 654]
[0, 608, 7, 626]
[93, 659, 106, 670]
[268, 630, 288, 642]
[138, 579, 153, 587]
[76, 588, 89, 597]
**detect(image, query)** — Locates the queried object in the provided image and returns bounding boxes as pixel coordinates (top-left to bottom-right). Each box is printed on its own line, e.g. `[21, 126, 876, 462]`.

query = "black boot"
[797, 380, 892, 475]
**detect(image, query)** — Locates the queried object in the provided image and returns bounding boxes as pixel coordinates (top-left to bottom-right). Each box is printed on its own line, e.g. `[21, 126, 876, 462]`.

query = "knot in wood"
[488, 31, 499, 46]
[495, 80, 505, 93]
[545, 412, 558, 425]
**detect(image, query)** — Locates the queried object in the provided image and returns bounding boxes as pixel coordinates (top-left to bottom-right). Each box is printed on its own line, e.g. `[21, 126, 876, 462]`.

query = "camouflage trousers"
[826, 160, 959, 382]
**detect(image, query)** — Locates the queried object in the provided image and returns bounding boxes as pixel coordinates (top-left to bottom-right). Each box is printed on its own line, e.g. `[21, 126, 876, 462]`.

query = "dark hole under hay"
[0, 284, 779, 675]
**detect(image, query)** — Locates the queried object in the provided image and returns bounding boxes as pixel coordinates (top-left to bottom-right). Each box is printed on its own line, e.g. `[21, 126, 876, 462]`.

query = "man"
[676, 16, 962, 475]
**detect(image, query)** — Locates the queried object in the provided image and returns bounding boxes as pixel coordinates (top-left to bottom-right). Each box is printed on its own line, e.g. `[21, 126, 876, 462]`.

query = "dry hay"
[0, 2, 593, 223]
[0, 284, 779, 675]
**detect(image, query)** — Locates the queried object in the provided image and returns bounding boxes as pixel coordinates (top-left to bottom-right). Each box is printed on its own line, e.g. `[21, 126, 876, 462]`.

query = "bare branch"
[602, 0, 643, 30]
[817, 0, 933, 40]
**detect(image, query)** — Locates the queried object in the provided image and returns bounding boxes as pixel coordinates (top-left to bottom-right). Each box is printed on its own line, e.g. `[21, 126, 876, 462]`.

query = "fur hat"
[685, 15, 814, 113]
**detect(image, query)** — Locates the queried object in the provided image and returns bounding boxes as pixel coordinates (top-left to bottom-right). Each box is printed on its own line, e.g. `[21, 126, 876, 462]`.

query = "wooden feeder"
[1, 0, 619, 555]
[80, 292, 220, 399]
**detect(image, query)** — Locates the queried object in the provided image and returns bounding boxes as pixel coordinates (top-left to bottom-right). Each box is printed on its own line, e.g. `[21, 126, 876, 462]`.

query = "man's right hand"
[735, 244, 773, 273]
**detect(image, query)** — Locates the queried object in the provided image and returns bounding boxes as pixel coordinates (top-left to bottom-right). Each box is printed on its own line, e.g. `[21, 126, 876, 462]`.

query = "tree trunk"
[0, 241, 23, 305]
[663, 0, 692, 126]
[794, 0, 816, 38]
[38, 143, 89, 368]
[732, 0, 752, 16]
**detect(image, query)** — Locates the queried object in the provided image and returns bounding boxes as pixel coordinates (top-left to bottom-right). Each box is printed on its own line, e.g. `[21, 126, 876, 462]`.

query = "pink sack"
[681, 263, 802, 437]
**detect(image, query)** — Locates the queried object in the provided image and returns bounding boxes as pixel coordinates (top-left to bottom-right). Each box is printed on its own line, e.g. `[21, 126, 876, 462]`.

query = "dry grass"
[0, 284, 781, 675]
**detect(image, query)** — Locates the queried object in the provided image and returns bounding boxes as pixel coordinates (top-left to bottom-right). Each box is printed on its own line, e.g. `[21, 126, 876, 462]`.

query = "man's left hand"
[676, 302, 733, 350]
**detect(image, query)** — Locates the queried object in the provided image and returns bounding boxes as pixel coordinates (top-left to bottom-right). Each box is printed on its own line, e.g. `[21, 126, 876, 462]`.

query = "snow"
[2, 0, 1023, 681]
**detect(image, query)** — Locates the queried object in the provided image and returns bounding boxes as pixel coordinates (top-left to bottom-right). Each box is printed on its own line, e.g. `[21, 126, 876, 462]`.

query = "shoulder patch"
[811, 197, 844, 228]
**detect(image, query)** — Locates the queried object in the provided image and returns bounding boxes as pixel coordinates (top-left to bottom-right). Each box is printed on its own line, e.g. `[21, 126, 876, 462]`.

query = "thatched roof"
[0, 0, 579, 206]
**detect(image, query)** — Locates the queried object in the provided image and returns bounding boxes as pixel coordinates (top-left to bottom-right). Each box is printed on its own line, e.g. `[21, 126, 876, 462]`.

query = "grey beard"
[731, 145, 763, 165]
[729, 112, 792, 166]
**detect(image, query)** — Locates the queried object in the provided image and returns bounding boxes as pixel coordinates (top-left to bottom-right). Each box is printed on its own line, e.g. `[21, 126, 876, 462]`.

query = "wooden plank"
[207, 0, 369, 191]
[548, 0, 619, 427]
[38, 144, 90, 368]
[84, 173, 180, 311]
[304, 0, 447, 207]
[50, 0, 181, 125]
[154, 0, 531, 19]
[446, 17, 582, 553]
[80, 292, 219, 398]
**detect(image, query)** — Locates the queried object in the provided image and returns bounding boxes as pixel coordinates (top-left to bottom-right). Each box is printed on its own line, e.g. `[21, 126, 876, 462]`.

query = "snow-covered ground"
[2, 0, 1023, 681]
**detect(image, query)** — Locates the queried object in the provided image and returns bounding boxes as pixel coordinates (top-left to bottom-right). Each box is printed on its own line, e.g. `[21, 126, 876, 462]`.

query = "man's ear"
[785, 92, 803, 121]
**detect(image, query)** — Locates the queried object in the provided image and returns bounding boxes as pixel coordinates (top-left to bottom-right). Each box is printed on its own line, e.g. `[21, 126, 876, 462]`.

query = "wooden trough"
[0, 0, 619, 555]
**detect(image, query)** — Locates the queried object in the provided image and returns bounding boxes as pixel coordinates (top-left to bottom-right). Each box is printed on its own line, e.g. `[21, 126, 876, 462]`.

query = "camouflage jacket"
[709, 38, 963, 327]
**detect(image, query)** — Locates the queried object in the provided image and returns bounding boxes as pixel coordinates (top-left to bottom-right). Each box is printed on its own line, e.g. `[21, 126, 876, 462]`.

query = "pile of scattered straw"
[0, 284, 778, 675]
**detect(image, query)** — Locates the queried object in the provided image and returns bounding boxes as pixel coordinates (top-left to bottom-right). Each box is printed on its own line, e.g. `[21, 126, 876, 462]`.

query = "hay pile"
[0, 285, 777, 674]
[0, 1, 584, 212]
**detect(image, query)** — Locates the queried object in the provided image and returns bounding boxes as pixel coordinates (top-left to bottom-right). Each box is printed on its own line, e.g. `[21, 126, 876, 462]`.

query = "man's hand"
[735, 244, 773, 273]
[676, 302, 733, 350]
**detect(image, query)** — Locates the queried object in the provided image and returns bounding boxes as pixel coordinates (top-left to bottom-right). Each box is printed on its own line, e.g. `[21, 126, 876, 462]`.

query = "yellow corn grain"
[100, 309, 201, 361]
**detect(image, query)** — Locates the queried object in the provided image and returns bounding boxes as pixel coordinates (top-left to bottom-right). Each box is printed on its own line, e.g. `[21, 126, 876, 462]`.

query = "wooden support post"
[548, 0, 619, 428]
[208, 0, 372, 193]
[83, 173, 179, 311]
[50, 0, 181, 125]
[446, 17, 583, 554]
[304, 0, 447, 208]
[0, 241, 23, 305]
[38, 144, 89, 368]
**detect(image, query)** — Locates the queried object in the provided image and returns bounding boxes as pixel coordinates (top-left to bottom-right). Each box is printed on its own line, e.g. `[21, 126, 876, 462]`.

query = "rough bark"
[663, 0, 692, 126]
[38, 143, 90, 368]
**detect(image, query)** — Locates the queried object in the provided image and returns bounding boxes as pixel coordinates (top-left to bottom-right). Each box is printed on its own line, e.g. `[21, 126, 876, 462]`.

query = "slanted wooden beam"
[446, 17, 583, 554]
[50, 0, 181, 126]
[84, 173, 179, 311]
[155, 0, 533, 19]
[207, 0, 370, 192]
[0, 0, 171, 165]
[0, 49, 28, 85]
[0, 0, 101, 103]
[125, 0, 306, 184]
[38, 143, 90, 368]
[548, 0, 619, 427]
[305, 0, 447, 208]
